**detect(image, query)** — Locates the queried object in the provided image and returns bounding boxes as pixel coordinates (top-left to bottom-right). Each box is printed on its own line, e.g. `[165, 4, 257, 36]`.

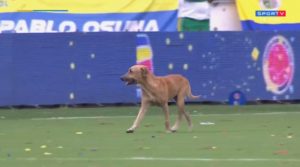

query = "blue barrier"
[0, 32, 298, 106]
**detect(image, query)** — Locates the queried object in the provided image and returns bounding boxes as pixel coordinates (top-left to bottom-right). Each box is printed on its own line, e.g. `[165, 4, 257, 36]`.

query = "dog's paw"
[171, 129, 177, 133]
[170, 128, 177, 133]
[188, 124, 193, 132]
[126, 129, 135, 133]
[166, 129, 177, 133]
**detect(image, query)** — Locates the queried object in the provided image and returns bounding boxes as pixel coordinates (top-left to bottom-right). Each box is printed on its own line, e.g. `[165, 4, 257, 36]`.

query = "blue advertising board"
[0, 32, 298, 106]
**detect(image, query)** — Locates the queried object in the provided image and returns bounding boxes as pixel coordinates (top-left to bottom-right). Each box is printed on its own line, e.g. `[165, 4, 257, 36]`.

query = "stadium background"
[0, 32, 298, 106]
[0, 1, 300, 167]
[0, 0, 298, 106]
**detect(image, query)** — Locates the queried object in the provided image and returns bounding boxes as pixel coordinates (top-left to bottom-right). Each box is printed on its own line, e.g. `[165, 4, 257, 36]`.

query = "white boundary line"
[1, 157, 300, 162]
[31, 111, 300, 121]
[31, 116, 134, 120]
[195, 111, 300, 116]
[127, 157, 300, 162]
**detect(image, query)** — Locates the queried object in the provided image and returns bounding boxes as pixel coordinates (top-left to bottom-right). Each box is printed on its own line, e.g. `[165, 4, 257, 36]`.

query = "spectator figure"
[178, 0, 211, 31]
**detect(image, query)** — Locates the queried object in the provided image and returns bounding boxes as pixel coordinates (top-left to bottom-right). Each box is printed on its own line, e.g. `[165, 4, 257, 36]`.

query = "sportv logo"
[256, 10, 286, 17]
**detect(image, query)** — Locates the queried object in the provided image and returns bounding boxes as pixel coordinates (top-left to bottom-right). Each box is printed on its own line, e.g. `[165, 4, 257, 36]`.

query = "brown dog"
[120, 65, 199, 133]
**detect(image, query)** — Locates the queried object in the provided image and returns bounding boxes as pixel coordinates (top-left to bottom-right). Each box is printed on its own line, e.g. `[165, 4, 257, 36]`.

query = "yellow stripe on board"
[136, 47, 152, 62]
[2, 0, 178, 13]
[236, 0, 299, 24]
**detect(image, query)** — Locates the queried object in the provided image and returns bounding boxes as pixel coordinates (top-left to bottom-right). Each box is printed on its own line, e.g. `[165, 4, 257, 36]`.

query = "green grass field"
[0, 104, 299, 167]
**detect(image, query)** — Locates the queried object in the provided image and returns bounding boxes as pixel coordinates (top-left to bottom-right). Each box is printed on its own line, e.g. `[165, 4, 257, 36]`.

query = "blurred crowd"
[178, 0, 240, 31]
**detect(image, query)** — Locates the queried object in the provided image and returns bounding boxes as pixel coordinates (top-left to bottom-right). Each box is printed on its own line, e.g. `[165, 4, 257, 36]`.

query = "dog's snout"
[120, 74, 128, 81]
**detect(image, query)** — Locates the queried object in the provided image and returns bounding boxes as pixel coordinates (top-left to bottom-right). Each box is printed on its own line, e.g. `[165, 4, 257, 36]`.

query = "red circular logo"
[263, 35, 294, 95]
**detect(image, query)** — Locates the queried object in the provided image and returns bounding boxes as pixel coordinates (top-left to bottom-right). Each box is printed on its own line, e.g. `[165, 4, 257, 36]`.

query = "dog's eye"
[129, 69, 132, 73]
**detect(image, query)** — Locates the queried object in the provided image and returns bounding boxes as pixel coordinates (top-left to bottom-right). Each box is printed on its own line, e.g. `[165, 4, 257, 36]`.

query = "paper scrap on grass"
[200, 122, 215, 125]
[75, 131, 83, 135]
[24, 148, 31, 152]
[40, 145, 47, 149]
[43, 152, 52, 155]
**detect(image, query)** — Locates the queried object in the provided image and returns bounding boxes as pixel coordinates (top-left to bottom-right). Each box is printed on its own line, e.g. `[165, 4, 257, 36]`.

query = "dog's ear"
[141, 67, 148, 78]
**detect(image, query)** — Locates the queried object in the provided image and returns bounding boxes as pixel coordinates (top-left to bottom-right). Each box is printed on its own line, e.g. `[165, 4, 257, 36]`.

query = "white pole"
[210, 0, 242, 31]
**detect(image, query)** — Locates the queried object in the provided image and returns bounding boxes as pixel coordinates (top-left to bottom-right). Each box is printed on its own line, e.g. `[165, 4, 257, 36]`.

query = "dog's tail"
[188, 93, 200, 100]
[187, 85, 200, 100]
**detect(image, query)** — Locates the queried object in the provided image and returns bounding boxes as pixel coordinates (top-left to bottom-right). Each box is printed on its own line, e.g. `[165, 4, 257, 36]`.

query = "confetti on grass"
[75, 131, 83, 135]
[40, 145, 47, 149]
[43, 152, 52, 155]
[24, 148, 31, 152]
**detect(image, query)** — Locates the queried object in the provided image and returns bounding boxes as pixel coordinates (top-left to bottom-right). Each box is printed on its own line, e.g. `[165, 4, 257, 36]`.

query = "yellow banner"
[236, 0, 299, 24]
[1, 0, 178, 13]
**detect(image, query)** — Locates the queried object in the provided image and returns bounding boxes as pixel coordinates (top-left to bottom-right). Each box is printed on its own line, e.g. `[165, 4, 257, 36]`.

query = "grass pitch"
[0, 104, 300, 167]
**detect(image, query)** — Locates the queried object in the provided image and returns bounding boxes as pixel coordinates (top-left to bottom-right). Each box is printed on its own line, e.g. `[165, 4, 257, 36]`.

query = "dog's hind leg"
[171, 97, 182, 132]
[161, 103, 173, 133]
[183, 109, 193, 131]
[126, 102, 149, 133]
[177, 95, 193, 131]
[171, 110, 183, 132]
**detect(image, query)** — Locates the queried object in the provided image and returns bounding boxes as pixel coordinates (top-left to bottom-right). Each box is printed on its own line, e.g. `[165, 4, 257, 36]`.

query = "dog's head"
[120, 65, 149, 85]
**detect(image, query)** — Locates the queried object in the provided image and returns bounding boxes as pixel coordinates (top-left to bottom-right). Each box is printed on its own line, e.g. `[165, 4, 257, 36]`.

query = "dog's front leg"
[126, 101, 149, 133]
